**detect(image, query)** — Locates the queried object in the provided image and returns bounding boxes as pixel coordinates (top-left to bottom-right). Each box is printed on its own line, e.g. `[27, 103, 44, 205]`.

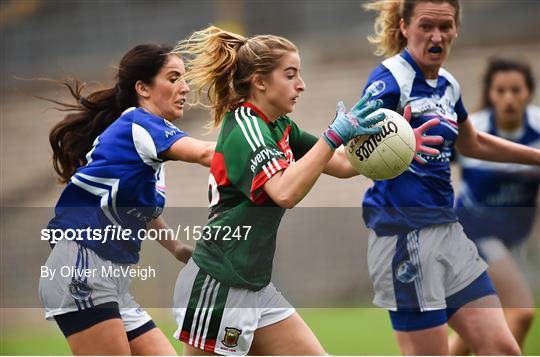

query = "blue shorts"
[389, 271, 496, 331]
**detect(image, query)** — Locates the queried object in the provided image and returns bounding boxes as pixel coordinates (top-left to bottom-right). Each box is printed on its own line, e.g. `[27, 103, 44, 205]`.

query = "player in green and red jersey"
[196, 104, 320, 291]
[170, 26, 439, 356]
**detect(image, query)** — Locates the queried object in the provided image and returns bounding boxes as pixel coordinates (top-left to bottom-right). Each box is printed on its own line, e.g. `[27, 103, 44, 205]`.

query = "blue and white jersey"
[456, 105, 540, 245]
[362, 49, 468, 236]
[47, 107, 187, 264]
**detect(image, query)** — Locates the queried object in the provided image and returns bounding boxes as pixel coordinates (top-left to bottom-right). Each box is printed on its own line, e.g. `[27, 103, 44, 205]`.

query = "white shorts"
[38, 239, 152, 332]
[367, 222, 488, 311]
[172, 259, 295, 356]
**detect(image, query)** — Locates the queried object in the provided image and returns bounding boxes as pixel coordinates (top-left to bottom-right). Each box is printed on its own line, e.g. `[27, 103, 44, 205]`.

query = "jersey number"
[208, 173, 219, 207]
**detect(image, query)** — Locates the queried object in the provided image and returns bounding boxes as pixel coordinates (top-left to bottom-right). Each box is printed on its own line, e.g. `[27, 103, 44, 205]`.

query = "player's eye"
[511, 87, 522, 95]
[440, 24, 452, 32]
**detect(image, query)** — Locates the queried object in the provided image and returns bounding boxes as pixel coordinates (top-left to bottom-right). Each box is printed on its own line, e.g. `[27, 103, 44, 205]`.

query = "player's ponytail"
[46, 44, 173, 183]
[364, 0, 405, 58]
[175, 26, 297, 128]
[364, 0, 461, 58]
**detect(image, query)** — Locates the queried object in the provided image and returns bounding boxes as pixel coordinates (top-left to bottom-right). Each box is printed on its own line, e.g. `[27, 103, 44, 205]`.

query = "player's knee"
[492, 337, 521, 356]
[508, 308, 535, 329]
[503, 341, 522, 356]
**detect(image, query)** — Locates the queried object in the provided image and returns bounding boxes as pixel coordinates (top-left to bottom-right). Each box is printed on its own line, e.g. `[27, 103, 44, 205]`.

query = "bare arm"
[456, 119, 540, 165]
[323, 146, 359, 178]
[148, 216, 193, 264]
[162, 137, 215, 167]
[263, 138, 334, 208]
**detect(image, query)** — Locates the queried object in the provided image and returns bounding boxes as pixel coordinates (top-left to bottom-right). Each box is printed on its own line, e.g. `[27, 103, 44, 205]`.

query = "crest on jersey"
[366, 80, 386, 97]
[68, 279, 92, 300]
[395, 260, 417, 284]
[163, 119, 177, 129]
[221, 327, 242, 348]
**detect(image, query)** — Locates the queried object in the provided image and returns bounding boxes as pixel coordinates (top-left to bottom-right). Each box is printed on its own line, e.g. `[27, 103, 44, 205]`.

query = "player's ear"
[399, 18, 408, 39]
[135, 80, 150, 99]
[251, 73, 266, 92]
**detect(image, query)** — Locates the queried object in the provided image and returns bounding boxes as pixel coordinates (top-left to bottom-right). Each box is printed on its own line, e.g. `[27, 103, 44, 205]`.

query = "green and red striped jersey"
[192, 102, 318, 290]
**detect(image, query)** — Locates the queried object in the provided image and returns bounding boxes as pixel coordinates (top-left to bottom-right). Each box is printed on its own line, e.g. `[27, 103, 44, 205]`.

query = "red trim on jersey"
[240, 102, 270, 124]
[210, 152, 231, 186]
[250, 159, 290, 204]
[276, 125, 295, 163]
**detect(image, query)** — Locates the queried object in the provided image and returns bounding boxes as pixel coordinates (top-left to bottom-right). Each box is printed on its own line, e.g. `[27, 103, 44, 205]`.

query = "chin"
[170, 110, 183, 121]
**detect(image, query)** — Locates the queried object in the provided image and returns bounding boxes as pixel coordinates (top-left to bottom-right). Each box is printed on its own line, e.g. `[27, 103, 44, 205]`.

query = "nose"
[502, 90, 514, 103]
[298, 76, 306, 92]
[431, 29, 442, 43]
[177, 78, 190, 94]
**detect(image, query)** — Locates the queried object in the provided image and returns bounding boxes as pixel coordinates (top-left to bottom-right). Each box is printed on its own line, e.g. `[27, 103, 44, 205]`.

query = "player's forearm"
[323, 146, 359, 178]
[163, 137, 215, 167]
[264, 138, 333, 208]
[459, 131, 540, 165]
[198, 141, 216, 167]
[149, 217, 193, 263]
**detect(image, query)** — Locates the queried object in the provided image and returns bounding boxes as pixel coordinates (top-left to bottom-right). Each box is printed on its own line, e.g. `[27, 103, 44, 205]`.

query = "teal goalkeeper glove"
[322, 92, 384, 150]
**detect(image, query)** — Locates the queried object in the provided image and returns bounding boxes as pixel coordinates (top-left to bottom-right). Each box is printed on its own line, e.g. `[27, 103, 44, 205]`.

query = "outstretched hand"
[403, 105, 444, 164]
[323, 92, 385, 150]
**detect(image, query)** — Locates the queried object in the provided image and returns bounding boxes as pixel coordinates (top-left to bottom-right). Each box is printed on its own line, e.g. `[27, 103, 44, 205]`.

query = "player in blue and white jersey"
[450, 58, 539, 354]
[39, 44, 214, 355]
[361, 1, 540, 355]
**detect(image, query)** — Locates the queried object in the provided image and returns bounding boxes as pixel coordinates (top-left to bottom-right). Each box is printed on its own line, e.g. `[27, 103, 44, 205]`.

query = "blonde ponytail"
[174, 26, 297, 128]
[364, 0, 406, 58]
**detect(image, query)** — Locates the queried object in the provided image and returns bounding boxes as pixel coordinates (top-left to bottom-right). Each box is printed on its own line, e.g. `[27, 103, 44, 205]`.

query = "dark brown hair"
[481, 57, 535, 109]
[47, 44, 173, 183]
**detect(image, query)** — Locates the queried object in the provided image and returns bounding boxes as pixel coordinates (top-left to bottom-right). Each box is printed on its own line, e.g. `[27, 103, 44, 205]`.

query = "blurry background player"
[450, 58, 540, 354]
[171, 26, 389, 356]
[38, 44, 214, 355]
[361, 0, 540, 355]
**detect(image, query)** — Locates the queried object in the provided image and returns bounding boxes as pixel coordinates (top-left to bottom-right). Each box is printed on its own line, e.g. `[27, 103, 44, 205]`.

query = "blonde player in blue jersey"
[360, 0, 540, 355]
[39, 44, 214, 355]
[450, 58, 539, 354]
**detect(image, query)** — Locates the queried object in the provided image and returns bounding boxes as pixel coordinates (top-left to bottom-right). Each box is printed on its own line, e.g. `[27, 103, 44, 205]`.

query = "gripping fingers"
[357, 99, 383, 118]
[363, 113, 386, 127]
[418, 145, 440, 157]
[413, 155, 429, 165]
[336, 101, 347, 114]
[422, 135, 444, 145]
[351, 91, 373, 113]
[360, 126, 382, 135]
[416, 118, 440, 134]
[403, 105, 412, 122]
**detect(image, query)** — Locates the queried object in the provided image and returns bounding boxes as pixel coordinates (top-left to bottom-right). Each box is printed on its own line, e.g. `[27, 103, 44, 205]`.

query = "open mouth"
[428, 46, 442, 54]
[175, 98, 186, 107]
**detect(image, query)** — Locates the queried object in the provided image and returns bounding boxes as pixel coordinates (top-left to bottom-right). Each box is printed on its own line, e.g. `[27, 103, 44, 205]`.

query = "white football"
[345, 108, 416, 180]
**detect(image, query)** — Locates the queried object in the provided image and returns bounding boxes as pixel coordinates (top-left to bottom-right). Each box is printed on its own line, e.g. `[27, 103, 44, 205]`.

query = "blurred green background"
[1, 308, 539, 355]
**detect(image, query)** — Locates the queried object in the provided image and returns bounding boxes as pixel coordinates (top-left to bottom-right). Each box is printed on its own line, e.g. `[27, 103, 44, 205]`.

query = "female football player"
[450, 58, 539, 354]
[170, 25, 441, 356]
[360, 0, 540, 355]
[39, 44, 214, 355]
